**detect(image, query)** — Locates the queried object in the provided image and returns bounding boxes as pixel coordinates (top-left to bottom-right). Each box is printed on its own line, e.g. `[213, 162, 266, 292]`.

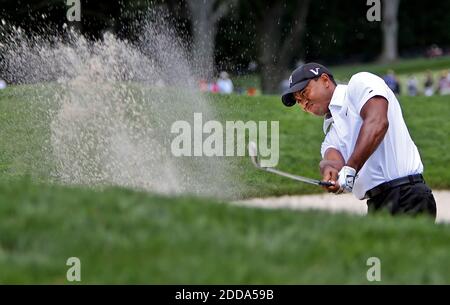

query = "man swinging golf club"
[281, 62, 437, 219]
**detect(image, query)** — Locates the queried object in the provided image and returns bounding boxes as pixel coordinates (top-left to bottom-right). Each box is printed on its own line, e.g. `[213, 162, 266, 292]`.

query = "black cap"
[281, 63, 333, 107]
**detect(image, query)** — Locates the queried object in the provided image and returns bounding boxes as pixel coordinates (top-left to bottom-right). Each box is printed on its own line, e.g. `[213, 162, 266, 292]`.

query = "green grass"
[0, 178, 448, 284]
[1, 86, 449, 197]
[0, 83, 449, 283]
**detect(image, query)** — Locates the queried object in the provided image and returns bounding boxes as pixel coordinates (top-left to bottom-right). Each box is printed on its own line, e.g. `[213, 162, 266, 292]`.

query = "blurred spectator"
[407, 75, 418, 96]
[295, 60, 305, 68]
[247, 87, 257, 96]
[217, 71, 233, 94]
[438, 70, 450, 95]
[426, 44, 443, 58]
[279, 78, 290, 94]
[235, 87, 245, 95]
[199, 78, 220, 93]
[0, 79, 6, 90]
[383, 70, 401, 95]
[209, 81, 220, 93]
[247, 61, 258, 73]
[423, 71, 435, 97]
[199, 79, 209, 92]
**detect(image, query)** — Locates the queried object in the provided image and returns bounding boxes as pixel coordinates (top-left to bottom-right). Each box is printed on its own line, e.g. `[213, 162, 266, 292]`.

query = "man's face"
[293, 74, 333, 117]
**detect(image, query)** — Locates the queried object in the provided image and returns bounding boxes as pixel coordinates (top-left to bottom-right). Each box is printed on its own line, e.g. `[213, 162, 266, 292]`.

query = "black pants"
[367, 182, 437, 220]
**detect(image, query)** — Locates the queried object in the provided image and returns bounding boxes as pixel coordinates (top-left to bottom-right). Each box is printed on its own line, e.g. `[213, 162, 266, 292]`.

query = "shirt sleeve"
[347, 72, 390, 114]
[320, 125, 340, 158]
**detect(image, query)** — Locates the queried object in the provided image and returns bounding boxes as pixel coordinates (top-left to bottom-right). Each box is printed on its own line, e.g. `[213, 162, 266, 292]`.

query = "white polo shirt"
[321, 72, 423, 200]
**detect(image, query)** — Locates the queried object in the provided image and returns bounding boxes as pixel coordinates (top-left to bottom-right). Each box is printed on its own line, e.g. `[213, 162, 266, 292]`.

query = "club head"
[248, 141, 260, 168]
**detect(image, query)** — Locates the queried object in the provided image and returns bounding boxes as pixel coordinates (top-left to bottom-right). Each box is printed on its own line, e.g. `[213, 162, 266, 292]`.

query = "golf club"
[248, 141, 333, 187]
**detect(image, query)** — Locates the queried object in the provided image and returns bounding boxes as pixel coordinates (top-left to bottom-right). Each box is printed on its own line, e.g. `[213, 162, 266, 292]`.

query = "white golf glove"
[336, 166, 356, 194]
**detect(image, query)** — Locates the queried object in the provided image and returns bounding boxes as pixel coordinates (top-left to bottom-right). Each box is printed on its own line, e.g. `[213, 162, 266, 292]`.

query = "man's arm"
[346, 96, 389, 172]
[320, 147, 345, 192]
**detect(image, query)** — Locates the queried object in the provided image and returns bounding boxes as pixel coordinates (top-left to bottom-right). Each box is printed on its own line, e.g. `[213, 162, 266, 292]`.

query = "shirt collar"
[322, 85, 347, 135]
[328, 84, 347, 109]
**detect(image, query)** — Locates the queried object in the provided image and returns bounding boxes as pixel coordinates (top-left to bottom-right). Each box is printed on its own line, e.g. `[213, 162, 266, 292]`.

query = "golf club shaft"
[264, 167, 333, 187]
[248, 142, 333, 187]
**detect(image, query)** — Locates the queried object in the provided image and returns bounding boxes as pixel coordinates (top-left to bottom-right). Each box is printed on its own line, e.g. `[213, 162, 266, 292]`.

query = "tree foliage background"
[1, 0, 450, 91]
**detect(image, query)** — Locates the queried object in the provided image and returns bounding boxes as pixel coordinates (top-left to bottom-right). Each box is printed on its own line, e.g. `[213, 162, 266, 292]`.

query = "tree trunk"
[380, 0, 400, 63]
[191, 9, 216, 80]
[260, 61, 286, 94]
[187, 0, 236, 80]
[258, 0, 310, 94]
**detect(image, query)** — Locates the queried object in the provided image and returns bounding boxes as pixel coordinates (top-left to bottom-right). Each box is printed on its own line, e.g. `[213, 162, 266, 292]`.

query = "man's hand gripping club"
[320, 149, 356, 194]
